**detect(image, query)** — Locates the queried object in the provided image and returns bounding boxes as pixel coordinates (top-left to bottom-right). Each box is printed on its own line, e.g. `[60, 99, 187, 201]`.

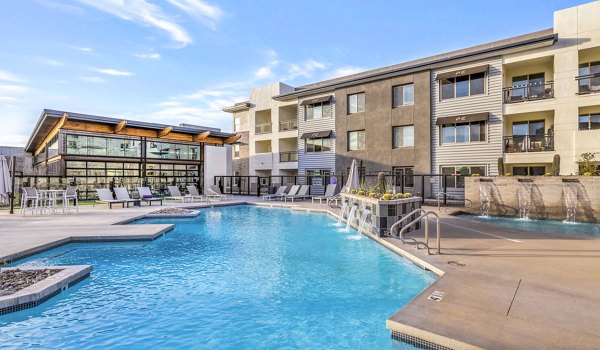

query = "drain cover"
[427, 290, 447, 302]
[447, 260, 466, 267]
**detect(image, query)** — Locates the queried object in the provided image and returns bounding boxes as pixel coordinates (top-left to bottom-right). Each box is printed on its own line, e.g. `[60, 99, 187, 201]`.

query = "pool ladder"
[390, 209, 441, 255]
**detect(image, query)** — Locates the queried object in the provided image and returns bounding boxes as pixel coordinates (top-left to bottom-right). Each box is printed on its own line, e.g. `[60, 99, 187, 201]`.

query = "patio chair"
[167, 186, 202, 203]
[207, 185, 232, 201]
[114, 187, 141, 208]
[20, 187, 41, 215]
[311, 184, 338, 204]
[64, 185, 79, 213]
[279, 185, 302, 202]
[94, 189, 125, 209]
[262, 185, 288, 201]
[186, 185, 209, 203]
[137, 187, 163, 206]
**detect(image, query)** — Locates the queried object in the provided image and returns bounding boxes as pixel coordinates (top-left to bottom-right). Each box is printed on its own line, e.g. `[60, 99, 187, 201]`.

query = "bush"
[396, 193, 403, 199]
[403, 193, 412, 198]
[505, 173, 512, 176]
[382, 193, 392, 200]
[350, 189, 358, 194]
[544, 173, 552, 176]
[472, 173, 480, 177]
[583, 172, 593, 176]
[357, 190, 366, 196]
[368, 192, 377, 198]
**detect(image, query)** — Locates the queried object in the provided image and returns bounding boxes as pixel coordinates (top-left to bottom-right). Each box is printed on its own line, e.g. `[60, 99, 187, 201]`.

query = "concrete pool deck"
[1, 198, 599, 349]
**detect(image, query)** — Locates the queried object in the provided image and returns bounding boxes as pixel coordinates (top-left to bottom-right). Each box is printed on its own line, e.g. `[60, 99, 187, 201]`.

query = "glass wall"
[146, 141, 200, 160]
[66, 134, 141, 158]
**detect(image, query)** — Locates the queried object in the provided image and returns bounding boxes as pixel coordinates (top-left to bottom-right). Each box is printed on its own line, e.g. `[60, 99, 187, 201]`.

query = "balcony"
[504, 134, 554, 153]
[279, 151, 298, 162]
[279, 120, 297, 132]
[576, 73, 600, 95]
[255, 123, 272, 134]
[503, 82, 554, 104]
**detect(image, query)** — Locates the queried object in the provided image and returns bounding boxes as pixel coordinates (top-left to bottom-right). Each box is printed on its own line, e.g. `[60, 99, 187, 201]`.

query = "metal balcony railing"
[503, 82, 554, 103]
[576, 73, 600, 95]
[255, 123, 272, 134]
[504, 134, 554, 153]
[279, 151, 298, 162]
[279, 120, 298, 131]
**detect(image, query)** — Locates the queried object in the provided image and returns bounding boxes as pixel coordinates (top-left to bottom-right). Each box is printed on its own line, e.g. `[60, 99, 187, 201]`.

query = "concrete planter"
[341, 193, 422, 236]
[465, 176, 600, 223]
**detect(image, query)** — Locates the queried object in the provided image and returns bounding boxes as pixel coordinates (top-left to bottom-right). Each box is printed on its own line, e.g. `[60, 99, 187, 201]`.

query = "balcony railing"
[503, 82, 554, 103]
[279, 120, 298, 132]
[255, 123, 272, 134]
[279, 151, 298, 162]
[504, 134, 554, 153]
[576, 73, 600, 95]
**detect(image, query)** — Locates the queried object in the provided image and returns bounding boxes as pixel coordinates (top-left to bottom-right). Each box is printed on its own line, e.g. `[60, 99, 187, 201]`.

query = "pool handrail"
[390, 208, 441, 255]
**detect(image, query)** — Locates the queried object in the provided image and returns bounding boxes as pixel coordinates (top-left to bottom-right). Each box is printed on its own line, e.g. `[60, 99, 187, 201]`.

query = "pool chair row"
[262, 184, 341, 204]
[94, 187, 163, 209]
[164, 185, 231, 203]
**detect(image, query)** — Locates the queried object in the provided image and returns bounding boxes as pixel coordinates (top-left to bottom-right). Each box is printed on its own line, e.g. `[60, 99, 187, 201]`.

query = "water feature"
[336, 201, 349, 226]
[345, 204, 358, 231]
[0, 206, 435, 349]
[562, 182, 578, 223]
[479, 181, 492, 217]
[356, 208, 372, 238]
[517, 181, 533, 220]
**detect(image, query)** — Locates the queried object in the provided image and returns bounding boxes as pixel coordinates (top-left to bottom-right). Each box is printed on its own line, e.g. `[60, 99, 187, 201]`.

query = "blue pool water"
[0, 206, 435, 349]
[460, 214, 600, 237]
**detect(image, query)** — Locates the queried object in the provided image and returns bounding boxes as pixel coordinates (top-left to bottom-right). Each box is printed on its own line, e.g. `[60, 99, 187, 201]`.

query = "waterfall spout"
[563, 182, 578, 223]
[517, 181, 533, 220]
[479, 182, 492, 217]
[345, 205, 358, 231]
[356, 208, 371, 237]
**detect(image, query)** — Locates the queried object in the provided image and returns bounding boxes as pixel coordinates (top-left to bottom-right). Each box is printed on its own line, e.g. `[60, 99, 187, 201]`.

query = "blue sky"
[0, 0, 590, 146]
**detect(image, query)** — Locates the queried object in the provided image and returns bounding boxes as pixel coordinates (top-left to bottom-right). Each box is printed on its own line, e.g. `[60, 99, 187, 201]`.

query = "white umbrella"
[344, 159, 360, 193]
[0, 155, 11, 205]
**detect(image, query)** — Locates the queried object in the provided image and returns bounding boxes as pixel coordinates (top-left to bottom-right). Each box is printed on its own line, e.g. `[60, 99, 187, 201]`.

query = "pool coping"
[0, 265, 92, 315]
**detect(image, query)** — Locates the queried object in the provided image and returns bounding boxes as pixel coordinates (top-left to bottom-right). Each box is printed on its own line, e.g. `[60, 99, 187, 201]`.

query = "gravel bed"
[148, 208, 195, 215]
[0, 268, 61, 296]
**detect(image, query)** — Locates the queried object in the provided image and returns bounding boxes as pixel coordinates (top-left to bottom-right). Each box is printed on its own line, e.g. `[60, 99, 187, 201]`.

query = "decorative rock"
[0, 268, 61, 295]
[148, 208, 195, 215]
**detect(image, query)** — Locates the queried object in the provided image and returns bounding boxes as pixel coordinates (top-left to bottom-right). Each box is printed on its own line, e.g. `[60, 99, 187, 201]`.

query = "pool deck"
[1, 198, 599, 349]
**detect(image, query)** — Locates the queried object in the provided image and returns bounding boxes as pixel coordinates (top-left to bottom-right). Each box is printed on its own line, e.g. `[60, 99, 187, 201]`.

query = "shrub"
[350, 189, 358, 194]
[505, 173, 512, 176]
[583, 172, 593, 176]
[357, 190, 366, 196]
[382, 193, 392, 200]
[472, 173, 480, 177]
[368, 192, 377, 198]
[396, 193, 403, 199]
[403, 193, 412, 198]
[544, 173, 552, 176]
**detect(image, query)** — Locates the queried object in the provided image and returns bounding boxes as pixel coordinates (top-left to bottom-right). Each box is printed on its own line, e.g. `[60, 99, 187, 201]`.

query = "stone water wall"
[465, 176, 600, 223]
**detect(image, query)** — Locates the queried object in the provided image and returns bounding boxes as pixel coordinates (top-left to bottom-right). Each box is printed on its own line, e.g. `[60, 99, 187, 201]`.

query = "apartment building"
[223, 83, 299, 182]
[501, 1, 600, 175]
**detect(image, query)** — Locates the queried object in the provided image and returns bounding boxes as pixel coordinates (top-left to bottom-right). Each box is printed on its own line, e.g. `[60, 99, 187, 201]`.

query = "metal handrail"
[437, 192, 473, 212]
[503, 81, 554, 103]
[389, 208, 441, 255]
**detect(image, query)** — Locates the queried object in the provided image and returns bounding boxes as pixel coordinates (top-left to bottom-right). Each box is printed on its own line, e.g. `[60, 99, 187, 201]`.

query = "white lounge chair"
[94, 188, 125, 209]
[166, 186, 195, 203]
[207, 185, 232, 201]
[262, 185, 288, 201]
[284, 185, 311, 202]
[280, 185, 300, 201]
[312, 184, 338, 204]
[114, 187, 141, 208]
[186, 185, 209, 203]
[137, 187, 163, 206]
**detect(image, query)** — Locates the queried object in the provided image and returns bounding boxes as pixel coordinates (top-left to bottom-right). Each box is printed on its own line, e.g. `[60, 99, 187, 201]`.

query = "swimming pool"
[459, 214, 600, 238]
[0, 206, 435, 349]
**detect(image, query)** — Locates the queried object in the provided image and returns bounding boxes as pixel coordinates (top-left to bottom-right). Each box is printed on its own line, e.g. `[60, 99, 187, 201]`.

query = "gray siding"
[297, 93, 336, 176]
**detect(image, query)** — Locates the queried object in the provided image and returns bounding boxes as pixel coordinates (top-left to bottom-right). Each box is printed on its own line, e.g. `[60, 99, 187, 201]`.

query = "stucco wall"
[464, 176, 600, 223]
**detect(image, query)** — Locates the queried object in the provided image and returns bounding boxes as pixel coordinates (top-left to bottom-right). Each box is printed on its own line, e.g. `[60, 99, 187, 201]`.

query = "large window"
[348, 130, 365, 151]
[305, 101, 332, 120]
[233, 117, 241, 132]
[393, 84, 414, 107]
[393, 167, 414, 187]
[513, 166, 546, 176]
[66, 135, 141, 158]
[578, 113, 600, 131]
[441, 165, 486, 188]
[512, 120, 545, 136]
[441, 121, 486, 144]
[348, 93, 365, 114]
[578, 61, 600, 94]
[440, 72, 485, 100]
[306, 138, 331, 153]
[393, 125, 414, 148]
[146, 141, 199, 160]
[233, 144, 240, 159]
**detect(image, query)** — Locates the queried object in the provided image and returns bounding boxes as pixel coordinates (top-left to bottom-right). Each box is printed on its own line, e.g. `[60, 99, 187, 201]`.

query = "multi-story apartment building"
[501, 1, 600, 176]
[222, 101, 250, 176]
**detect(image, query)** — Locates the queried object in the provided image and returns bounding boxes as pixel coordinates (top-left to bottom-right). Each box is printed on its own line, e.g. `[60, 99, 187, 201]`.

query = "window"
[393, 167, 414, 187]
[440, 121, 486, 144]
[348, 93, 365, 114]
[233, 117, 240, 132]
[392, 84, 414, 107]
[440, 72, 485, 100]
[306, 138, 331, 153]
[305, 101, 332, 120]
[348, 130, 365, 151]
[233, 144, 240, 159]
[578, 61, 600, 94]
[513, 166, 546, 176]
[512, 120, 545, 136]
[578, 113, 600, 130]
[511, 73, 545, 100]
[441, 165, 486, 188]
[393, 126, 414, 148]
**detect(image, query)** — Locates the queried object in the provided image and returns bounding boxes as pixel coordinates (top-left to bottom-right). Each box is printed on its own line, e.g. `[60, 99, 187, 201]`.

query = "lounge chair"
[186, 185, 209, 203]
[136, 187, 163, 206]
[284, 185, 311, 202]
[207, 185, 232, 201]
[166, 186, 197, 203]
[114, 187, 141, 208]
[312, 184, 338, 204]
[279, 185, 300, 201]
[262, 185, 288, 201]
[94, 188, 125, 209]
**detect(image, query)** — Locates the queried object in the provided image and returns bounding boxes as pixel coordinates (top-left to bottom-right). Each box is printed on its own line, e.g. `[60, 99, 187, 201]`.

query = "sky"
[0, 0, 592, 147]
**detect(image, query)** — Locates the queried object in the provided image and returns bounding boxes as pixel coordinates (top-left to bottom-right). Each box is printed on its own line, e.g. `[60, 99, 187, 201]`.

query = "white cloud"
[0, 96, 18, 102]
[165, 0, 223, 30]
[36, 0, 86, 16]
[91, 68, 133, 76]
[135, 52, 161, 60]
[254, 66, 273, 79]
[76, 0, 194, 46]
[156, 101, 181, 107]
[0, 70, 26, 83]
[282, 59, 327, 81]
[328, 66, 365, 79]
[0, 84, 30, 94]
[81, 76, 106, 83]
[77, 47, 93, 52]
[35, 58, 64, 67]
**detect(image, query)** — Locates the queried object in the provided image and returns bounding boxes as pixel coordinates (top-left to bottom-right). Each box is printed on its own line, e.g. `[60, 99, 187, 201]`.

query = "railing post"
[443, 175, 448, 205]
